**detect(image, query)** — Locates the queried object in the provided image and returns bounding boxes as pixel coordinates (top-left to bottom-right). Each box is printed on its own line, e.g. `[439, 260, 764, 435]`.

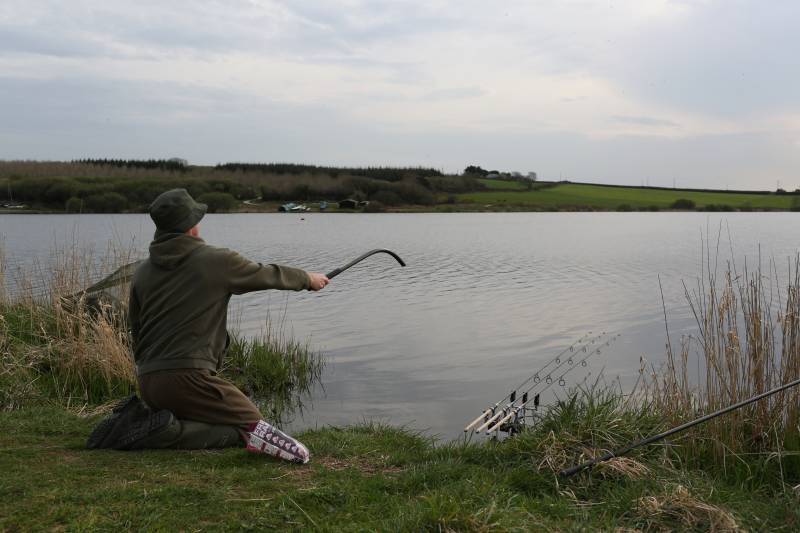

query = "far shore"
[3, 160, 798, 214]
[2, 204, 797, 215]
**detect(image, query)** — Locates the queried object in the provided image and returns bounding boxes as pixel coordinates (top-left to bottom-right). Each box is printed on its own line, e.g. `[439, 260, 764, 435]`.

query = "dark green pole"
[560, 376, 800, 477]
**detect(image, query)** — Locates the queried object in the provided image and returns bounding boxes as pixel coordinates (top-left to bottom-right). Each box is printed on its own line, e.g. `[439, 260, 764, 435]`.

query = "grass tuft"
[630, 484, 742, 532]
[223, 325, 323, 426]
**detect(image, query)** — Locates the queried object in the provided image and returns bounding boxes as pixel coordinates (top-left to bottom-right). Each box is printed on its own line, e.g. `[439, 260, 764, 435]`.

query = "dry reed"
[1, 237, 324, 416]
[633, 484, 741, 532]
[0, 239, 139, 409]
[649, 231, 800, 465]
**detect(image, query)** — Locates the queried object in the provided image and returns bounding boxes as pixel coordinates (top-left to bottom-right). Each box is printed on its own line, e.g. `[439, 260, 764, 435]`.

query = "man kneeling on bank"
[87, 189, 329, 463]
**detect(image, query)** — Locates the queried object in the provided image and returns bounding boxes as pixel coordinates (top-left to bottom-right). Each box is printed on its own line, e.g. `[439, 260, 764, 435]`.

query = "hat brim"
[174, 202, 207, 233]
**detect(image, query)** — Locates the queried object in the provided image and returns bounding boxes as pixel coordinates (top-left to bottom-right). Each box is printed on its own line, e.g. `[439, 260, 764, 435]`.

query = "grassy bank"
[3, 391, 799, 531]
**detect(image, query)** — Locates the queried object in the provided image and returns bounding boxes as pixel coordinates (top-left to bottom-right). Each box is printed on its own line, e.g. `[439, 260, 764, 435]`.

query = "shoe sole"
[86, 395, 141, 449]
[246, 421, 310, 464]
[113, 410, 174, 451]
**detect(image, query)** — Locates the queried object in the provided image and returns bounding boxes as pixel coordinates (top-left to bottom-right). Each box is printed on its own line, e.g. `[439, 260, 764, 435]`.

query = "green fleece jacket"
[129, 233, 311, 376]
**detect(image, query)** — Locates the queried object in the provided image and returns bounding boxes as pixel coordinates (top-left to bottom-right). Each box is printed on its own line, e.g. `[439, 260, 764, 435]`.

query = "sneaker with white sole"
[245, 420, 310, 464]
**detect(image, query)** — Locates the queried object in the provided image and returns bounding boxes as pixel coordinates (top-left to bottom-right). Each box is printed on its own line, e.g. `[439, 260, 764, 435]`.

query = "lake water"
[3, 212, 800, 438]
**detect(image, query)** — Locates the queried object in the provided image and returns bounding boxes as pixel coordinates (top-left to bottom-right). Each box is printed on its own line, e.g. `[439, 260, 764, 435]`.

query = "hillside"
[456, 180, 798, 211]
[1, 161, 796, 213]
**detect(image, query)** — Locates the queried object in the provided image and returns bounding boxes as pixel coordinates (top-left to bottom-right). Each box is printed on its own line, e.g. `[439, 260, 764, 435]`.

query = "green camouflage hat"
[149, 189, 207, 233]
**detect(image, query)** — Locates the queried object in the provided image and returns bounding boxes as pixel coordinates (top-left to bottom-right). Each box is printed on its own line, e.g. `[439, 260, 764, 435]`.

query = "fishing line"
[484, 335, 619, 433]
[465, 332, 605, 432]
[473, 334, 609, 433]
[466, 332, 616, 433]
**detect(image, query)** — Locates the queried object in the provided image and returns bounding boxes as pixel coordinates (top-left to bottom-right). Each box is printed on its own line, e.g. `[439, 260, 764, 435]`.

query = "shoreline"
[1, 205, 794, 215]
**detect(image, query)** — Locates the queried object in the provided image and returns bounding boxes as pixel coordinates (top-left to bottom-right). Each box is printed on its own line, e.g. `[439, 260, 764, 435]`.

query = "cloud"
[0, 0, 798, 188]
[608, 0, 800, 118]
[612, 115, 680, 128]
[422, 86, 486, 102]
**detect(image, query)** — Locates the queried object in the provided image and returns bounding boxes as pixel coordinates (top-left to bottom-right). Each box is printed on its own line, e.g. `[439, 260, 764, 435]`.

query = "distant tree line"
[2, 176, 254, 213]
[216, 163, 443, 182]
[1, 161, 482, 213]
[76, 158, 188, 172]
[258, 174, 482, 206]
[463, 165, 490, 177]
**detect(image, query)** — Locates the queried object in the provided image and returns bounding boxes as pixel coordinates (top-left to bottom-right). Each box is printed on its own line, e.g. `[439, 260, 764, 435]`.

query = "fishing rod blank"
[485, 334, 619, 434]
[559, 375, 800, 477]
[466, 333, 605, 433]
[464, 332, 600, 432]
[484, 337, 617, 433]
[477, 334, 615, 433]
[468, 332, 605, 433]
[326, 249, 405, 279]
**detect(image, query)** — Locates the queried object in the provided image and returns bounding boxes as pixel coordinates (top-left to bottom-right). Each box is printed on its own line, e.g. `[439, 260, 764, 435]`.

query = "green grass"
[477, 178, 528, 191]
[460, 182, 798, 210]
[224, 329, 324, 426]
[3, 391, 800, 531]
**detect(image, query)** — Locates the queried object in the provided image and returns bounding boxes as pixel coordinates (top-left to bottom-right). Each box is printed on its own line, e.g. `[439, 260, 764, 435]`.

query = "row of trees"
[464, 165, 537, 190]
[76, 158, 188, 172]
[61, 191, 238, 213]
[3, 176, 255, 212]
[259, 177, 443, 206]
[1, 163, 483, 212]
[217, 163, 443, 182]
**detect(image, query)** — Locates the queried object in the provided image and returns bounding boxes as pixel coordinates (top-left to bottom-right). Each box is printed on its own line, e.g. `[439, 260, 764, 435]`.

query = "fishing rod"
[464, 332, 598, 432]
[73, 248, 405, 295]
[559, 375, 800, 477]
[326, 249, 405, 279]
[471, 333, 611, 433]
[484, 335, 618, 434]
[468, 333, 611, 433]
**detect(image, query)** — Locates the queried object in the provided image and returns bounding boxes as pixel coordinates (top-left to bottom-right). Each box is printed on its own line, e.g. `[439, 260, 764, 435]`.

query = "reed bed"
[1, 240, 139, 408]
[649, 237, 800, 475]
[0, 241, 323, 419]
[225, 325, 323, 426]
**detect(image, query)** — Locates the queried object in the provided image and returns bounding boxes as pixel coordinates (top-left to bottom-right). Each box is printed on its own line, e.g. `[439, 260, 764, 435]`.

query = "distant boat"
[279, 202, 309, 212]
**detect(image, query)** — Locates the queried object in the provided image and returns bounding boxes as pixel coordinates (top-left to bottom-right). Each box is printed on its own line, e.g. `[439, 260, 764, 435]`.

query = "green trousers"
[133, 417, 242, 450]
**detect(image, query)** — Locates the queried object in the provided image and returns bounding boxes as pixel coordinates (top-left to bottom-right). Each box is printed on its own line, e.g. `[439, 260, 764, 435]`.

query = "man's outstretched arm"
[226, 251, 328, 294]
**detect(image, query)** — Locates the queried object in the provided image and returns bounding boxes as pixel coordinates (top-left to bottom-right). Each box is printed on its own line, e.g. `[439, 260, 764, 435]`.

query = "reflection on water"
[3, 212, 800, 438]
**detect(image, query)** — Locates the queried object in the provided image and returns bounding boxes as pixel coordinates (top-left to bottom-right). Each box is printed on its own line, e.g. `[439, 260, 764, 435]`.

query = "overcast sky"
[1, 0, 798, 188]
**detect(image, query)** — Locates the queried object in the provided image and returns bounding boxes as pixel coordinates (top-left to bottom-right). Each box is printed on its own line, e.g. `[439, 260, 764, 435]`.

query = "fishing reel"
[496, 392, 541, 435]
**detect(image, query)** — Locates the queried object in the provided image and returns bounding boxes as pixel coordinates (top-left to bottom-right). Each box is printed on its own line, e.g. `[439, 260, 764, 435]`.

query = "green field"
[477, 178, 528, 191]
[461, 182, 798, 210]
